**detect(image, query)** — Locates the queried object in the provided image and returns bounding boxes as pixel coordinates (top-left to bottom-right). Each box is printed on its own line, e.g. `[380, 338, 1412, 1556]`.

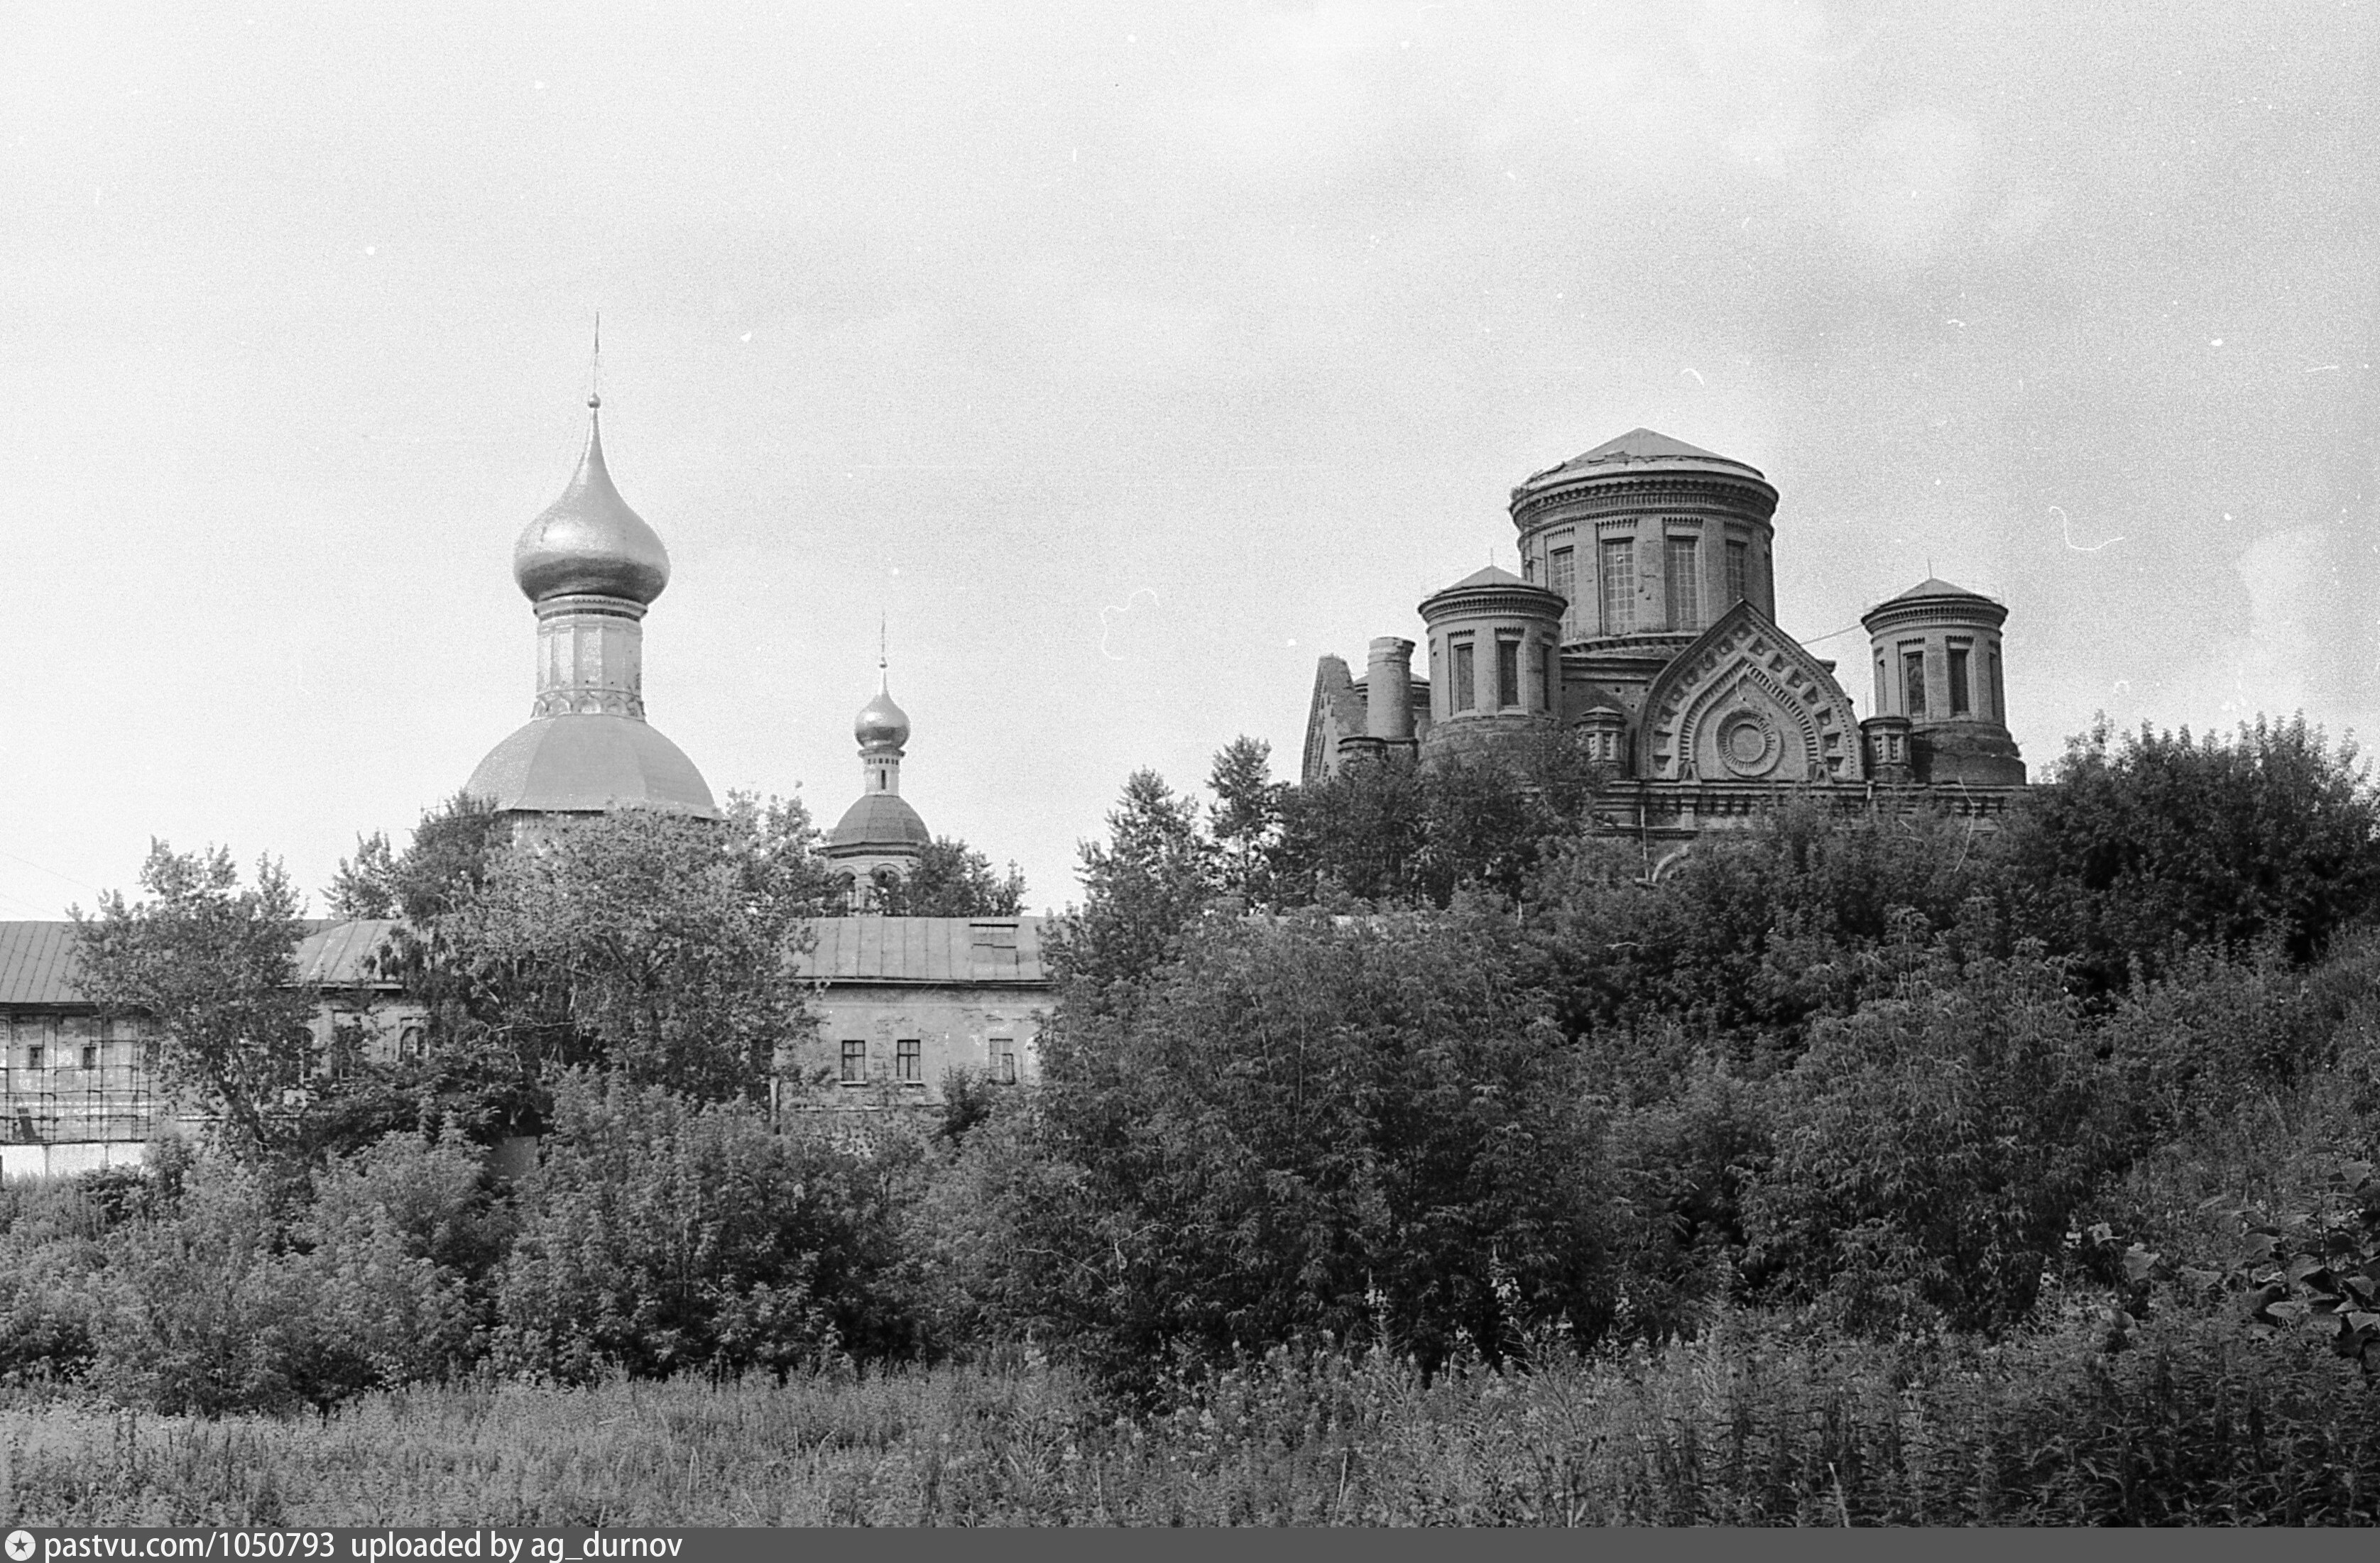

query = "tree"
[876, 837, 1027, 917]
[1519, 800, 2017, 1055]
[1207, 736, 1286, 902]
[1271, 753, 1431, 905]
[1269, 727, 1608, 909]
[72, 844, 323, 1168]
[440, 806, 822, 1105]
[324, 831, 398, 918]
[2007, 714, 2380, 984]
[1012, 907, 1617, 1388]
[1740, 931, 2113, 1334]
[1057, 769, 1220, 1002]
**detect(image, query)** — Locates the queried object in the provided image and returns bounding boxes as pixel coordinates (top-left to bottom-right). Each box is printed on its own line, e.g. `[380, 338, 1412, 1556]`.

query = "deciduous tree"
[72, 844, 322, 1168]
[876, 837, 1027, 917]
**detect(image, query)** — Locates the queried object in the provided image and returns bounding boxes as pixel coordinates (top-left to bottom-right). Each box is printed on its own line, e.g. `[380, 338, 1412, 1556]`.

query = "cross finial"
[878, 613, 888, 685]
[589, 312, 602, 410]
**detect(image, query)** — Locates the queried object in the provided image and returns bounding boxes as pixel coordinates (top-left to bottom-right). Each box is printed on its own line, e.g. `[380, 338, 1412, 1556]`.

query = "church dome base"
[465, 713, 720, 818]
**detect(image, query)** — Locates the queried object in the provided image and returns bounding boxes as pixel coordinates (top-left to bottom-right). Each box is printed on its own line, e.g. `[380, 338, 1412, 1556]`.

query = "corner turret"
[1859, 578, 2024, 786]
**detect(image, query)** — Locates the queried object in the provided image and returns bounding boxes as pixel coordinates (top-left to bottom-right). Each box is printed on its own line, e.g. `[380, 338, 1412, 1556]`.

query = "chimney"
[1366, 637, 1415, 743]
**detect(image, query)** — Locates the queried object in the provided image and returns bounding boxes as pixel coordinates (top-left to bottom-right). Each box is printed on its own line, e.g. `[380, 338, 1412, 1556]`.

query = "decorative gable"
[1300, 655, 1365, 783]
[1636, 601, 1864, 784]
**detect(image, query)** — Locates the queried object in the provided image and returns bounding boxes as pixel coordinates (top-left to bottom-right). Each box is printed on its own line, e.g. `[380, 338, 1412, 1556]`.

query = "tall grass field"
[6, 1305, 2375, 1527]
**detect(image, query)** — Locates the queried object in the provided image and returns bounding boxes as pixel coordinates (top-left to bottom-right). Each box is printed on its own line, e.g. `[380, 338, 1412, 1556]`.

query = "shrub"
[2007, 715, 2380, 985]
[1741, 934, 2114, 1333]
[1521, 804, 2016, 1055]
[87, 1161, 324, 1415]
[1017, 906, 1619, 1387]
[293, 1133, 511, 1388]
[492, 1073, 915, 1383]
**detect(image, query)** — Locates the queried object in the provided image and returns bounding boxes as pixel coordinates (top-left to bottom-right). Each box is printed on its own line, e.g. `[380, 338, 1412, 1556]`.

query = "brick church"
[1303, 429, 2024, 853]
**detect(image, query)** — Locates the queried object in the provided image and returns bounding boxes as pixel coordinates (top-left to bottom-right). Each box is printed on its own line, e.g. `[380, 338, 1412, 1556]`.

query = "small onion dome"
[513, 405, 672, 605]
[829, 791, 931, 852]
[856, 684, 911, 752]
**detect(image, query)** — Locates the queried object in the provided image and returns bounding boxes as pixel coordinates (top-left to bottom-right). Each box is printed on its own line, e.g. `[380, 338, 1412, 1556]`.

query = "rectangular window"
[1495, 638, 1520, 708]
[993, 1039, 1017, 1085]
[839, 1039, 867, 1085]
[25, 1045, 42, 1071]
[896, 1038, 922, 1084]
[1948, 646, 1972, 716]
[1989, 649, 2004, 722]
[1600, 538, 1634, 633]
[1664, 537, 1701, 629]
[1451, 640, 1475, 712]
[1726, 539, 1749, 604]
[1902, 649, 1928, 719]
[79, 1045, 97, 1071]
[1549, 545, 1576, 636]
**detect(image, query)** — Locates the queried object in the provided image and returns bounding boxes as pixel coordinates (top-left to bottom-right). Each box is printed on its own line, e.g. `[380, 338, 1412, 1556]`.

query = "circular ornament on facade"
[1717, 708, 1781, 778]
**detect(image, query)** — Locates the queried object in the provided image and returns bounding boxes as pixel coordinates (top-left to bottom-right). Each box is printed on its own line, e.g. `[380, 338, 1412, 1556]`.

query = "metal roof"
[1, 915, 1052, 1007]
[293, 918, 405, 987]
[1886, 576, 1996, 603]
[0, 922, 84, 1006]
[466, 713, 721, 818]
[1521, 427, 1767, 487]
[827, 791, 932, 851]
[795, 916, 1050, 986]
[0, 918, 404, 1006]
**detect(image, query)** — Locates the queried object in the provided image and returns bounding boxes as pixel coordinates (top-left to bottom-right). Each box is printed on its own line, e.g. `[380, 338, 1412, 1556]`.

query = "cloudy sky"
[3, 1, 2374, 919]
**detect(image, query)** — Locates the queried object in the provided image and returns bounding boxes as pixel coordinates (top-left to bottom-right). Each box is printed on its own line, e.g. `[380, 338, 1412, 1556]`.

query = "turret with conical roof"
[1859, 576, 2024, 786]
[464, 391, 719, 819]
[1414, 564, 1566, 766]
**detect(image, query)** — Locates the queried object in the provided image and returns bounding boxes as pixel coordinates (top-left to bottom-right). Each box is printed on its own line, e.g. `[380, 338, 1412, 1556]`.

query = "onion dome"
[513, 400, 672, 605]
[856, 684, 911, 752]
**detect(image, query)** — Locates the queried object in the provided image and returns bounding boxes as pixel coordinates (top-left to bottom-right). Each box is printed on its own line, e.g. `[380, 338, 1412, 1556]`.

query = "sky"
[3, 0, 2375, 921]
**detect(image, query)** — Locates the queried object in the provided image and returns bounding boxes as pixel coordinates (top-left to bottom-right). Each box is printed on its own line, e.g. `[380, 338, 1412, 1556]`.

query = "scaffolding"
[0, 1009, 162, 1178]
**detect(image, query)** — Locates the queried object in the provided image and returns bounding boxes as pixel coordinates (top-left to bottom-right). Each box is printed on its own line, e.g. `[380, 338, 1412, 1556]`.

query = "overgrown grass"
[4, 1305, 2372, 1525]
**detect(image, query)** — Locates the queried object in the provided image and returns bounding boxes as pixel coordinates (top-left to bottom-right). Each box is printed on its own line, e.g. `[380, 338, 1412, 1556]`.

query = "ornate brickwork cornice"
[1512, 473, 1778, 532]
[1418, 581, 1567, 625]
[1860, 596, 2009, 635]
